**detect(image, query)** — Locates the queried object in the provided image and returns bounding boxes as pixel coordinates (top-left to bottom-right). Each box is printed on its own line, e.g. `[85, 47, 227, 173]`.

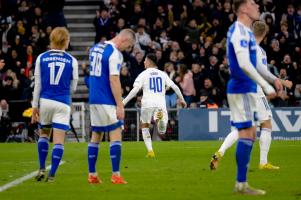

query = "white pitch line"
[0, 161, 65, 192]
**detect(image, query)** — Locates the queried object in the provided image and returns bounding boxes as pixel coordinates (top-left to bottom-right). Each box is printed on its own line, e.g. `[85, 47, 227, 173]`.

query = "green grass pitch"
[0, 141, 300, 200]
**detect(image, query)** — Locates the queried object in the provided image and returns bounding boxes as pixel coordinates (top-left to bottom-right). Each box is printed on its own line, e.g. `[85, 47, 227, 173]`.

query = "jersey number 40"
[149, 77, 162, 93]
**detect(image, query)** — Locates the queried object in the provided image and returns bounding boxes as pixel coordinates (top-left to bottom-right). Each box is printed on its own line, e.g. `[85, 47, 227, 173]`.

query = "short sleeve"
[109, 48, 123, 75]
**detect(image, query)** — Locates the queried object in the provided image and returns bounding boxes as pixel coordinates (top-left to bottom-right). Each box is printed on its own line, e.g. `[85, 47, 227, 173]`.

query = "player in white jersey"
[223, 0, 282, 195]
[87, 29, 136, 185]
[123, 53, 186, 158]
[32, 27, 78, 182]
[210, 21, 293, 171]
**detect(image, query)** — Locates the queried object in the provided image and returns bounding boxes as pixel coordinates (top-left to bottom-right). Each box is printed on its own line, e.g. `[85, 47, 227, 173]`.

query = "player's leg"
[257, 96, 279, 170]
[35, 99, 52, 181]
[35, 127, 51, 181]
[46, 100, 71, 182]
[210, 129, 239, 170]
[47, 128, 66, 182]
[141, 122, 155, 158]
[228, 93, 265, 195]
[88, 104, 108, 184]
[140, 108, 155, 157]
[88, 131, 104, 184]
[259, 120, 279, 169]
[155, 108, 168, 135]
[109, 127, 127, 184]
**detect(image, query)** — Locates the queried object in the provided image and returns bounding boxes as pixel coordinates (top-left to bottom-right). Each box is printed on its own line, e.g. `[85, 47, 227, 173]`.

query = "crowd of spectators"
[0, 0, 301, 110]
[0, 0, 66, 103]
[94, 0, 301, 108]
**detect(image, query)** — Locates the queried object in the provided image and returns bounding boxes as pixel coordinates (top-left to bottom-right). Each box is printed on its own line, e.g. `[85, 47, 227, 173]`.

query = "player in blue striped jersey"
[87, 29, 135, 184]
[210, 21, 292, 170]
[32, 27, 78, 182]
[224, 0, 280, 195]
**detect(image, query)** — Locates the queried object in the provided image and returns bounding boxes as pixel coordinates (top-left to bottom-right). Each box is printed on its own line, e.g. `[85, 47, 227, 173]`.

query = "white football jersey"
[134, 67, 175, 108]
[256, 45, 268, 97]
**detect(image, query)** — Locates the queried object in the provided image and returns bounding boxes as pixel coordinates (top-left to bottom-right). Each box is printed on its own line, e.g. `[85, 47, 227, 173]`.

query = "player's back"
[38, 50, 76, 105]
[136, 68, 172, 108]
[226, 21, 257, 94]
[89, 41, 123, 105]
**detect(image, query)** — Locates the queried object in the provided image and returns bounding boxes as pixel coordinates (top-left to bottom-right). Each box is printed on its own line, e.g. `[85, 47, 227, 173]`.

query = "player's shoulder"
[36, 51, 46, 62]
[229, 21, 250, 39]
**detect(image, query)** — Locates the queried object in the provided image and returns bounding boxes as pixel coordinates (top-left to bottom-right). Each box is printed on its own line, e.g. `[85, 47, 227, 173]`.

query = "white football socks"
[259, 128, 272, 165]
[218, 129, 239, 156]
[142, 128, 153, 152]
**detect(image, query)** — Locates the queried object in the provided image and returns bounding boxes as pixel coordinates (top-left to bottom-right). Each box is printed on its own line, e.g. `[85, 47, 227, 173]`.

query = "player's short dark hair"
[146, 53, 157, 65]
[233, 0, 248, 13]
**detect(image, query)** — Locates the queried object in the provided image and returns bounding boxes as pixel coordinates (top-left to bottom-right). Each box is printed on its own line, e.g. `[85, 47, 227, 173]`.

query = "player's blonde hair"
[252, 20, 268, 38]
[50, 27, 70, 50]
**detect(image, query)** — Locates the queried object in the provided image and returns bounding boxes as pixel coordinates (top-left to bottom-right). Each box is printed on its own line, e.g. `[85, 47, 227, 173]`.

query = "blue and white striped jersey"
[89, 41, 123, 105]
[34, 50, 78, 106]
[226, 21, 257, 94]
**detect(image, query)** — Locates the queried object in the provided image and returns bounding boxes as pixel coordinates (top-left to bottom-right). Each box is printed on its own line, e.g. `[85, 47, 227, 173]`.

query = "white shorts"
[90, 104, 123, 132]
[140, 107, 168, 124]
[256, 95, 272, 122]
[39, 98, 70, 131]
[227, 93, 258, 129]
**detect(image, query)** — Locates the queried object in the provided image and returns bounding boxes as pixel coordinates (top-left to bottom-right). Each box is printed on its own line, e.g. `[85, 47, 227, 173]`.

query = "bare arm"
[110, 75, 124, 119]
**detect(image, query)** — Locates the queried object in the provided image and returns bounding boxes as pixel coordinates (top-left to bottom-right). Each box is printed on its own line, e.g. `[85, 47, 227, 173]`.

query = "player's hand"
[31, 108, 39, 124]
[263, 84, 276, 100]
[180, 100, 187, 108]
[116, 104, 125, 120]
[273, 78, 283, 92]
[283, 80, 293, 89]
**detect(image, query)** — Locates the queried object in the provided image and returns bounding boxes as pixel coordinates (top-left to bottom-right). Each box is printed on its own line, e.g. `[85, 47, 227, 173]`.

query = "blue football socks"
[37, 137, 49, 170]
[110, 141, 122, 173]
[88, 142, 99, 173]
[236, 138, 254, 182]
[49, 144, 64, 177]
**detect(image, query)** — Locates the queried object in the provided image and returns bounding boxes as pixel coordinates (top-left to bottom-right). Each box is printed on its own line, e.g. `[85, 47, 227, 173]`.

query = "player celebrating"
[123, 53, 187, 158]
[210, 21, 293, 170]
[32, 27, 78, 182]
[87, 29, 135, 184]
[225, 0, 280, 195]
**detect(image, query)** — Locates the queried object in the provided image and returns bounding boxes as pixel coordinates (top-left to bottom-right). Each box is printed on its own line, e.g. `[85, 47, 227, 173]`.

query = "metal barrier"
[71, 104, 180, 142]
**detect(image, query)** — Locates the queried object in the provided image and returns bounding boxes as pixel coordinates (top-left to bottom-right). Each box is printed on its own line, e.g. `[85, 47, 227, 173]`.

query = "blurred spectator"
[191, 63, 205, 101]
[176, 64, 195, 106]
[272, 68, 293, 107]
[94, 8, 111, 42]
[164, 62, 177, 108]
[135, 25, 151, 50]
[0, 99, 11, 142]
[198, 78, 222, 107]
[120, 65, 133, 98]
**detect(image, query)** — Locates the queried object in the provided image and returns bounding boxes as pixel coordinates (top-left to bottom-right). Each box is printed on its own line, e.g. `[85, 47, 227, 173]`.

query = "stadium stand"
[0, 0, 300, 111]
